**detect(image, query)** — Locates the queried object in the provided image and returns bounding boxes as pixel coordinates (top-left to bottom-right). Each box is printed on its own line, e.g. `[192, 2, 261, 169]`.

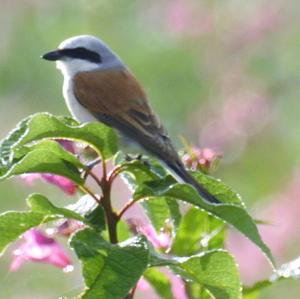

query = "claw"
[81, 158, 101, 180]
[125, 154, 150, 167]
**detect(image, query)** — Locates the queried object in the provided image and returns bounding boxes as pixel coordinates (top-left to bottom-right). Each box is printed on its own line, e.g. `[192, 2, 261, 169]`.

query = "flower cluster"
[182, 147, 221, 173]
[10, 229, 72, 271]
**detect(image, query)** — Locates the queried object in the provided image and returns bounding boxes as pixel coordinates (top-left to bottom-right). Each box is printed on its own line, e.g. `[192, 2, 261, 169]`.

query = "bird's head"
[42, 35, 124, 77]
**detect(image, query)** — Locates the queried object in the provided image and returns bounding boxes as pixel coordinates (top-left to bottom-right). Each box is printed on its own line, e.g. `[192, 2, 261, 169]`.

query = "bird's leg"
[81, 157, 102, 181]
[125, 153, 150, 167]
[125, 153, 143, 162]
[86, 157, 102, 169]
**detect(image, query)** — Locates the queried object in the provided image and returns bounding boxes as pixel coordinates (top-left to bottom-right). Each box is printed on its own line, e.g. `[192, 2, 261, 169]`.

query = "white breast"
[62, 77, 97, 123]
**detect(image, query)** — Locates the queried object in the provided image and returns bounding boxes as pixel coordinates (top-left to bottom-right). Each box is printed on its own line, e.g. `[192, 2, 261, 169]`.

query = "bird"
[42, 35, 219, 204]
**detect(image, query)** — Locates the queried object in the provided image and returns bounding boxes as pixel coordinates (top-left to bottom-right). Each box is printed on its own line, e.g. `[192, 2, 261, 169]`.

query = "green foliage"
[171, 207, 224, 256]
[0, 113, 118, 179]
[70, 229, 149, 299]
[172, 250, 242, 299]
[0, 112, 287, 299]
[128, 173, 274, 265]
[67, 195, 106, 231]
[0, 193, 84, 255]
[2, 140, 84, 184]
[15, 113, 118, 159]
[147, 247, 242, 299]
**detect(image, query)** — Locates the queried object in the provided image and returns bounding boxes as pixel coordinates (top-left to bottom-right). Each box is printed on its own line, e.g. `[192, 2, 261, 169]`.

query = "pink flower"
[127, 220, 187, 298]
[136, 277, 151, 291]
[20, 139, 77, 195]
[127, 219, 171, 250]
[57, 219, 85, 237]
[140, 225, 171, 249]
[182, 147, 221, 173]
[10, 229, 72, 271]
[169, 270, 188, 299]
[21, 173, 77, 195]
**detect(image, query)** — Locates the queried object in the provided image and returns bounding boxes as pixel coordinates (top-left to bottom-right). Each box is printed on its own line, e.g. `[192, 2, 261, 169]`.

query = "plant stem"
[101, 177, 118, 244]
[98, 159, 137, 297]
[79, 185, 101, 204]
[117, 199, 136, 220]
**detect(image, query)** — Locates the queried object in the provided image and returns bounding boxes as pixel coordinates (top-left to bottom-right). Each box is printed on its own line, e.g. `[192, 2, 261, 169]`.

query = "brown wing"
[73, 69, 178, 161]
[73, 69, 220, 204]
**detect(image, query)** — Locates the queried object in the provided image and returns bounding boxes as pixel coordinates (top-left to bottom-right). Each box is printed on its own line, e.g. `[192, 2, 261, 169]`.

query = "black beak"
[41, 50, 63, 61]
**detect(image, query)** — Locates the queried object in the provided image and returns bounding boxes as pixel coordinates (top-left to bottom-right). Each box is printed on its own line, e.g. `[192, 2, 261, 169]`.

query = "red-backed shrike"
[42, 35, 219, 204]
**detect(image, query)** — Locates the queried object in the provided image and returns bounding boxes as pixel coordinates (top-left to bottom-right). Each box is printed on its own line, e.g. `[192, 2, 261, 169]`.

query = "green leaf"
[120, 160, 181, 233]
[0, 140, 84, 184]
[133, 176, 275, 267]
[14, 112, 118, 159]
[166, 198, 181, 230]
[0, 117, 31, 175]
[148, 248, 241, 299]
[185, 282, 210, 299]
[0, 193, 84, 255]
[67, 195, 106, 231]
[141, 197, 173, 232]
[243, 292, 259, 299]
[70, 228, 149, 299]
[174, 250, 241, 299]
[143, 268, 174, 299]
[0, 117, 30, 163]
[243, 280, 272, 297]
[116, 220, 131, 242]
[28, 193, 84, 222]
[191, 172, 243, 205]
[171, 207, 224, 256]
[0, 211, 45, 255]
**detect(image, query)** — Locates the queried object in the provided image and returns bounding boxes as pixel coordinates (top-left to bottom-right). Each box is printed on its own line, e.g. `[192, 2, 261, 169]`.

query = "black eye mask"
[42, 47, 102, 63]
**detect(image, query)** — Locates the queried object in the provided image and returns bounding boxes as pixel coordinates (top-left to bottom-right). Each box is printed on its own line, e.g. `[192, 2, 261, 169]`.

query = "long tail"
[165, 159, 220, 204]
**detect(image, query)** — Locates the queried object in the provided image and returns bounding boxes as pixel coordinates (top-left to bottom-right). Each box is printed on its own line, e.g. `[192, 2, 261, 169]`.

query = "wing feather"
[73, 69, 177, 160]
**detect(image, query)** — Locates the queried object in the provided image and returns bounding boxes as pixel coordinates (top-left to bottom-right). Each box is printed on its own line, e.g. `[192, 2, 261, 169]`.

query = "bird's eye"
[60, 47, 102, 63]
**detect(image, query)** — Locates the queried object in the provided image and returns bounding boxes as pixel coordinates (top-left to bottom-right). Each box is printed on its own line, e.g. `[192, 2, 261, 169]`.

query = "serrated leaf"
[67, 195, 105, 231]
[70, 228, 149, 299]
[14, 112, 118, 159]
[143, 268, 174, 299]
[0, 117, 30, 165]
[171, 207, 224, 256]
[166, 198, 181, 230]
[0, 193, 84, 255]
[174, 250, 241, 299]
[115, 155, 274, 266]
[28, 193, 84, 222]
[148, 248, 241, 299]
[133, 176, 275, 267]
[141, 197, 172, 232]
[120, 161, 181, 233]
[0, 211, 45, 255]
[0, 140, 83, 184]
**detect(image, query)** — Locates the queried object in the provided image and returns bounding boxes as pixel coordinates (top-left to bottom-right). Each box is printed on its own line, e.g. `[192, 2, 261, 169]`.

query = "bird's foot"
[125, 154, 150, 167]
[81, 157, 102, 180]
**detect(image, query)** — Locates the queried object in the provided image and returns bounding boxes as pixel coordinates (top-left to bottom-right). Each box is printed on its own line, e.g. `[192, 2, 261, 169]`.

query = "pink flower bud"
[182, 147, 221, 173]
[10, 229, 72, 271]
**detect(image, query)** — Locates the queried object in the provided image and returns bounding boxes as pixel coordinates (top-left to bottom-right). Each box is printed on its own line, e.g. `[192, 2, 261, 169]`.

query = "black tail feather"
[166, 160, 220, 204]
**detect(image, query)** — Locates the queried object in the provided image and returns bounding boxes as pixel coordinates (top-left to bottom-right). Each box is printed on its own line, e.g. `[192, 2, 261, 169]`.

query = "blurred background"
[1, 0, 300, 298]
